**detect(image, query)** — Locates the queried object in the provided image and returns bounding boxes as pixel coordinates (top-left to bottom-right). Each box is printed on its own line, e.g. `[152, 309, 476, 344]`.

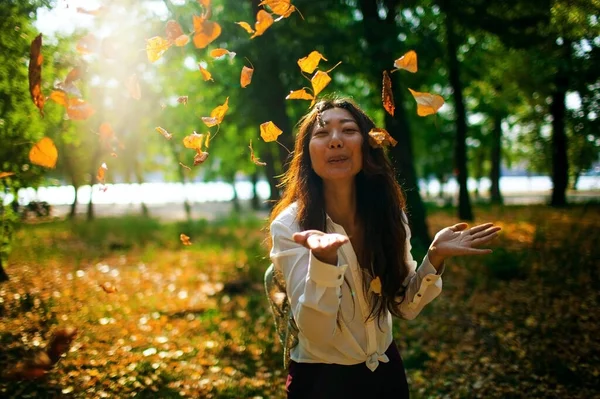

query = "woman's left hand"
[428, 222, 502, 267]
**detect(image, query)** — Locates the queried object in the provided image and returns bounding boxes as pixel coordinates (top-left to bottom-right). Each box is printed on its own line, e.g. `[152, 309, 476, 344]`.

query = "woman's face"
[308, 107, 364, 182]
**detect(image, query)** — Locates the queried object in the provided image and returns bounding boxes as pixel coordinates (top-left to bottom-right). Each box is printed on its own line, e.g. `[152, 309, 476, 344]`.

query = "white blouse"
[269, 202, 445, 372]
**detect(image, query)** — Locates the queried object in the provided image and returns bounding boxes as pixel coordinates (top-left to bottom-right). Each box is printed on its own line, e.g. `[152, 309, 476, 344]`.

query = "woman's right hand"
[293, 230, 349, 265]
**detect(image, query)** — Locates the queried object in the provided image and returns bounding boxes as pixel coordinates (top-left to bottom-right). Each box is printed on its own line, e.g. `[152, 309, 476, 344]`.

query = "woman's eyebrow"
[321, 118, 357, 125]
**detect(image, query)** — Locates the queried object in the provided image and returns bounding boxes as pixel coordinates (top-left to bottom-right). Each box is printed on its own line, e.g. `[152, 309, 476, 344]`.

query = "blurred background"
[0, 0, 599, 398]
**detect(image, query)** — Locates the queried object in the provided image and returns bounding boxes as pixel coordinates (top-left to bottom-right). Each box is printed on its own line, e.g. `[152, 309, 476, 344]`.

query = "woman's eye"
[343, 128, 358, 133]
[314, 131, 328, 136]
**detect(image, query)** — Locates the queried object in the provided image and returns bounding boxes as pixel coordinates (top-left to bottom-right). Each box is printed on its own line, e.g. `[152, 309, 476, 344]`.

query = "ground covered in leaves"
[1, 204, 599, 398]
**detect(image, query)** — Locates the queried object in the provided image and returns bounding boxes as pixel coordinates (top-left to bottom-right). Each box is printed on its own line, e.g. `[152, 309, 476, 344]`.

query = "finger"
[450, 223, 468, 232]
[293, 230, 326, 245]
[471, 232, 499, 246]
[463, 247, 493, 255]
[468, 223, 495, 235]
[471, 226, 502, 240]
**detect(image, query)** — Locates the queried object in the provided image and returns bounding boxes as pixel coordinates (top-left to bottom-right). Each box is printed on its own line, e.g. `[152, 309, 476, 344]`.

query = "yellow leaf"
[259, 0, 296, 17]
[408, 88, 445, 116]
[180, 233, 192, 245]
[156, 127, 173, 140]
[236, 21, 255, 34]
[297, 51, 327, 74]
[251, 10, 274, 39]
[183, 131, 204, 150]
[394, 50, 418, 73]
[249, 139, 267, 166]
[193, 15, 221, 49]
[96, 162, 107, 183]
[49, 90, 68, 107]
[29, 137, 58, 169]
[174, 35, 190, 46]
[240, 65, 254, 88]
[198, 64, 213, 81]
[368, 128, 397, 148]
[146, 36, 171, 63]
[202, 97, 229, 127]
[370, 276, 382, 295]
[311, 70, 331, 101]
[205, 132, 211, 148]
[286, 88, 314, 101]
[260, 121, 282, 142]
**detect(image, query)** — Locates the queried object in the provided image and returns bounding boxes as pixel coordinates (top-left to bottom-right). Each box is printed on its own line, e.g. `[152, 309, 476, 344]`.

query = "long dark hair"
[269, 97, 412, 321]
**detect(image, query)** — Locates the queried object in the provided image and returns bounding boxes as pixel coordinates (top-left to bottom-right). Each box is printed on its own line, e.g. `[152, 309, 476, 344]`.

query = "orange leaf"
[240, 65, 254, 88]
[235, 21, 255, 34]
[64, 66, 83, 85]
[76, 6, 105, 16]
[382, 70, 395, 117]
[198, 64, 213, 81]
[156, 127, 173, 140]
[99, 282, 118, 293]
[197, 0, 211, 8]
[408, 88, 445, 116]
[202, 97, 229, 127]
[311, 70, 331, 101]
[174, 35, 190, 46]
[286, 88, 314, 101]
[49, 91, 68, 107]
[394, 50, 417, 73]
[99, 122, 115, 144]
[297, 51, 327, 74]
[368, 128, 397, 148]
[210, 48, 235, 59]
[180, 233, 192, 245]
[193, 151, 209, 165]
[192, 15, 221, 49]
[249, 139, 266, 166]
[125, 74, 141, 100]
[28, 34, 44, 116]
[183, 131, 204, 150]
[29, 137, 57, 169]
[251, 10, 274, 39]
[165, 20, 185, 44]
[97, 162, 107, 183]
[177, 96, 188, 105]
[259, 0, 296, 17]
[76, 34, 98, 55]
[370, 276, 382, 295]
[0, 172, 15, 179]
[66, 98, 95, 120]
[260, 121, 282, 142]
[146, 36, 171, 63]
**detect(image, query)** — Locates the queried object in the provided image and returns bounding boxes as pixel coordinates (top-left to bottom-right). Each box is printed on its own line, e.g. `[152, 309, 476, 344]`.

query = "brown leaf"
[179, 162, 192, 171]
[394, 50, 417, 73]
[249, 139, 266, 166]
[193, 150, 209, 165]
[99, 282, 118, 293]
[240, 65, 254, 88]
[180, 233, 192, 245]
[29, 137, 57, 169]
[368, 128, 397, 148]
[28, 33, 44, 116]
[297, 51, 327, 74]
[260, 121, 282, 142]
[177, 96, 188, 105]
[382, 70, 395, 116]
[192, 15, 221, 49]
[165, 20, 185, 43]
[408, 88, 445, 116]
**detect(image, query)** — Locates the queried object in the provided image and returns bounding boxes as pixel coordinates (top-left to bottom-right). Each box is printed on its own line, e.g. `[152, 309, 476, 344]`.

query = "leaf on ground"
[193, 15, 221, 49]
[260, 121, 282, 142]
[408, 88, 445, 116]
[249, 139, 266, 166]
[382, 70, 395, 116]
[29, 33, 44, 116]
[297, 50, 327, 74]
[394, 50, 417, 73]
[29, 137, 57, 169]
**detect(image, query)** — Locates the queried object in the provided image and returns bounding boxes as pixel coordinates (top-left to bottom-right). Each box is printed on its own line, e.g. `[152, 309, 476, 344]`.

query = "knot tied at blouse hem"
[366, 352, 389, 372]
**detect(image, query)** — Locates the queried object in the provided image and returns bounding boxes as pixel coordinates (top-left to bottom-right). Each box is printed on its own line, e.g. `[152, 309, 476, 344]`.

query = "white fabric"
[269, 202, 445, 371]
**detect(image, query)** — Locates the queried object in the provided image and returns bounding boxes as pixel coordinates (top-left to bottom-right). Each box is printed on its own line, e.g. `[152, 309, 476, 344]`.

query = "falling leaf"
[183, 131, 204, 150]
[251, 10, 274, 39]
[368, 128, 397, 148]
[28, 33, 44, 116]
[76, 6, 104, 16]
[202, 97, 229, 127]
[198, 64, 213, 81]
[110, 152, 118, 158]
[180, 233, 192, 245]
[177, 96, 188, 105]
[192, 15, 221, 49]
[49, 90, 69, 107]
[99, 123, 115, 145]
[193, 151, 209, 165]
[408, 88, 445, 116]
[76, 34, 98, 55]
[370, 276, 382, 295]
[125, 74, 141, 100]
[174, 35, 190, 46]
[205, 132, 211, 148]
[48, 327, 77, 364]
[97, 162, 108, 183]
[197, 0, 211, 8]
[286, 88, 314, 101]
[297, 51, 327, 74]
[259, 0, 296, 18]
[146, 36, 171, 63]
[179, 162, 192, 171]
[260, 121, 282, 142]
[210, 48, 235, 59]
[55, 66, 84, 97]
[240, 65, 254, 88]
[64, 66, 83, 85]
[311, 70, 331, 100]
[394, 50, 417, 73]
[235, 21, 255, 34]
[0, 172, 15, 179]
[156, 127, 173, 140]
[249, 139, 266, 166]
[29, 137, 57, 169]
[382, 70, 395, 117]
[99, 282, 118, 293]
[66, 98, 95, 120]
[165, 20, 185, 43]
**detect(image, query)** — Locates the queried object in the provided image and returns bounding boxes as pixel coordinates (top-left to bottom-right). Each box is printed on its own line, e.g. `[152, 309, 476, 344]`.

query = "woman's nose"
[328, 130, 343, 148]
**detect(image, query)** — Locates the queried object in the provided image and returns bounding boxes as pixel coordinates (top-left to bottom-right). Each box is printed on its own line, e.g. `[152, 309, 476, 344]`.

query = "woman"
[266, 98, 501, 398]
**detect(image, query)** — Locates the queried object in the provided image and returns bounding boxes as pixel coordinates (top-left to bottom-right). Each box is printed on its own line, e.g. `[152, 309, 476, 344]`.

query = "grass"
[0, 204, 599, 398]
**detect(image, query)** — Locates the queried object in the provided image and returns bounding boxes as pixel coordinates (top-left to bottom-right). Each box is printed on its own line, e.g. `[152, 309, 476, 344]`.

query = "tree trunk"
[550, 42, 571, 207]
[0, 256, 7, 282]
[444, 9, 473, 221]
[86, 148, 100, 221]
[490, 114, 503, 204]
[134, 162, 149, 218]
[358, 0, 431, 248]
[69, 185, 78, 219]
[251, 171, 260, 210]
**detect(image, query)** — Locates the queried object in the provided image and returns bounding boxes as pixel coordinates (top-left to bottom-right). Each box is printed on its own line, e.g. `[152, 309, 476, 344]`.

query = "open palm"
[431, 222, 501, 258]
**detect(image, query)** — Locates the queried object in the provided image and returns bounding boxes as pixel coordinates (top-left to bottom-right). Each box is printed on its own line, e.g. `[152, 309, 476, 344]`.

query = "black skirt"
[285, 342, 410, 399]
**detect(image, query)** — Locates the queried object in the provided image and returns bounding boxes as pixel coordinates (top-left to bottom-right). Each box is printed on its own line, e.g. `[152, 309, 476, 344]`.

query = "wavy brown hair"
[268, 97, 413, 321]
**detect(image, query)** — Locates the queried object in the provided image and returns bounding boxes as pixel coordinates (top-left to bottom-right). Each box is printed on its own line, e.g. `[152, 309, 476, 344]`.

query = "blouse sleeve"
[269, 220, 348, 344]
[396, 215, 445, 320]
